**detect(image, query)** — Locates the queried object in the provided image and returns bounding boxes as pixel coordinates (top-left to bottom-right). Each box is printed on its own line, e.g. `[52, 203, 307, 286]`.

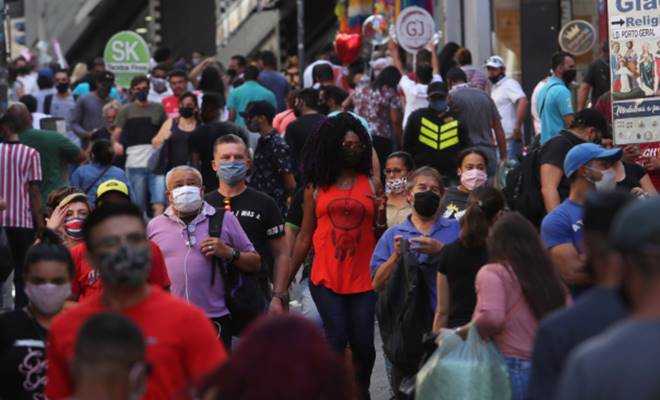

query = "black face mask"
[341, 148, 363, 168]
[179, 107, 195, 118]
[562, 69, 577, 85]
[488, 74, 505, 84]
[56, 82, 69, 94]
[413, 190, 440, 218]
[135, 90, 148, 102]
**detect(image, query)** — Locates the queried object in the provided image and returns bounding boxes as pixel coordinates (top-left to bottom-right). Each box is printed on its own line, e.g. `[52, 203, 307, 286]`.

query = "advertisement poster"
[607, 1, 660, 145]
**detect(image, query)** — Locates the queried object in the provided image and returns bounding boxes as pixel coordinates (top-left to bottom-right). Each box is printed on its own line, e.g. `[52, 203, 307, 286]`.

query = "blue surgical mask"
[217, 161, 248, 186]
[429, 99, 448, 112]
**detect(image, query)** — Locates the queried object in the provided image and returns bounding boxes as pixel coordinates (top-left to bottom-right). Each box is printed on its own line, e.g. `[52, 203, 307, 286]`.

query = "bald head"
[165, 166, 203, 191]
[6, 103, 32, 132]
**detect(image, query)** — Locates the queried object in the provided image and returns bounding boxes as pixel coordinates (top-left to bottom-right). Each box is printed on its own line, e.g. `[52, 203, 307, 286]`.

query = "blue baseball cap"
[610, 197, 660, 254]
[563, 143, 622, 178]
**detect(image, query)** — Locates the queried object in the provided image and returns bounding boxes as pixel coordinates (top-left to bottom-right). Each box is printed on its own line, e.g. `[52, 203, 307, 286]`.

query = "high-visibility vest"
[417, 117, 460, 151]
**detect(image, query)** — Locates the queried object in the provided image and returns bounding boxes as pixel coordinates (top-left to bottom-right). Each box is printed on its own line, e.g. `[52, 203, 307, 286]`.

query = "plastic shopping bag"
[415, 325, 511, 400]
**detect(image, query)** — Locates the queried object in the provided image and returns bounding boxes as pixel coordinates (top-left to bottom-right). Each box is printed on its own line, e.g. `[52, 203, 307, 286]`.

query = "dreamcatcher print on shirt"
[327, 197, 366, 261]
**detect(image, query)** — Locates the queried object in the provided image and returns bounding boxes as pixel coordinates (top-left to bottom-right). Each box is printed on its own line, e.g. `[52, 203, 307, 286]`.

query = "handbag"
[208, 208, 269, 335]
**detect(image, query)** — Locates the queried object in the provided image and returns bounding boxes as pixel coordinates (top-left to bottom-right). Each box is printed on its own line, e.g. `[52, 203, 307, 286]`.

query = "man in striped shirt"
[0, 112, 43, 308]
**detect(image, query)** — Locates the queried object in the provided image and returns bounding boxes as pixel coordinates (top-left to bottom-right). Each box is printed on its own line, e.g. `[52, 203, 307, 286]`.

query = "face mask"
[488, 74, 505, 84]
[171, 185, 202, 213]
[56, 82, 69, 94]
[341, 148, 363, 168]
[413, 190, 440, 218]
[460, 169, 488, 191]
[151, 77, 167, 94]
[192, 57, 202, 67]
[25, 283, 71, 315]
[135, 90, 148, 102]
[218, 161, 248, 186]
[386, 177, 407, 194]
[97, 243, 151, 287]
[429, 99, 448, 112]
[179, 107, 195, 119]
[64, 216, 85, 241]
[587, 167, 617, 192]
[562, 69, 576, 85]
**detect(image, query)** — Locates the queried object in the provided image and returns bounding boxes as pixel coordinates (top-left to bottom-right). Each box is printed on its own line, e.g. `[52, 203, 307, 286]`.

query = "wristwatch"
[272, 292, 289, 305]
[227, 248, 240, 263]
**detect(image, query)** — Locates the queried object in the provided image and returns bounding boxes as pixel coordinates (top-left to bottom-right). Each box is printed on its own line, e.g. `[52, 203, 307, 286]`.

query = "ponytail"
[459, 187, 505, 248]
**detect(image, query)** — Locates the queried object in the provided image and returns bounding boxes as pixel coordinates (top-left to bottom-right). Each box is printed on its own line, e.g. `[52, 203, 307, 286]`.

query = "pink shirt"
[472, 263, 538, 360]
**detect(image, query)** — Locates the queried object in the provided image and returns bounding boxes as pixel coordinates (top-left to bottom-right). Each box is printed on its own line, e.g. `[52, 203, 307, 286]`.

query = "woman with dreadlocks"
[289, 112, 384, 399]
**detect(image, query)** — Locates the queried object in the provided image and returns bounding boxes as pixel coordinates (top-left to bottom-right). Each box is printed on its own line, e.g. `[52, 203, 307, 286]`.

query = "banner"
[607, 1, 660, 145]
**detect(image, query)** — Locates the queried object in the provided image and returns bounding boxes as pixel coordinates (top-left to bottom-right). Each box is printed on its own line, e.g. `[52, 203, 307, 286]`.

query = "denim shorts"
[126, 168, 166, 211]
[504, 356, 532, 400]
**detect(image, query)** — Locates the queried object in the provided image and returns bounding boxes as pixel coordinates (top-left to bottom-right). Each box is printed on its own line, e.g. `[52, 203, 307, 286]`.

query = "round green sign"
[103, 31, 151, 88]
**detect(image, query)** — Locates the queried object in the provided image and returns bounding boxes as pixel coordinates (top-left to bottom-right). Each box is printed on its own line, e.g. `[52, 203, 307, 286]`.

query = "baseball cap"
[240, 101, 276, 122]
[485, 55, 505, 69]
[427, 81, 448, 97]
[610, 197, 660, 254]
[58, 192, 88, 209]
[96, 179, 129, 199]
[572, 108, 609, 139]
[38, 67, 54, 79]
[563, 143, 623, 178]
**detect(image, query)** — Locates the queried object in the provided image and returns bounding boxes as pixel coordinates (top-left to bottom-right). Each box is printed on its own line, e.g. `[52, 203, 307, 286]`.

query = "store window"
[492, 0, 522, 81]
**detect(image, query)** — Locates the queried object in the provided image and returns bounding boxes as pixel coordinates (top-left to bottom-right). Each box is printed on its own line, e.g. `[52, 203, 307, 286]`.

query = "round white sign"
[558, 20, 597, 56]
[395, 6, 435, 54]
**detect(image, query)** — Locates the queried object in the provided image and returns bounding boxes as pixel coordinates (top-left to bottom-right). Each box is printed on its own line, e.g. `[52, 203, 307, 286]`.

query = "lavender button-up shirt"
[147, 202, 255, 317]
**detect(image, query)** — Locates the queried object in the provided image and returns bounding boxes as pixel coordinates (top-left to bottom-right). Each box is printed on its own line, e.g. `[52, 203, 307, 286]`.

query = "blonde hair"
[102, 100, 121, 117]
[70, 63, 88, 84]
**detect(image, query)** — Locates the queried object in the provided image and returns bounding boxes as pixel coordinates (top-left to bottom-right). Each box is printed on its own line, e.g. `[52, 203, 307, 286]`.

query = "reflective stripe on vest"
[418, 117, 459, 151]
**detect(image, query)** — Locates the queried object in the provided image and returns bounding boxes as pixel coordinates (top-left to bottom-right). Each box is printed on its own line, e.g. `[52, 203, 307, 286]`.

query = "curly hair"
[300, 112, 372, 188]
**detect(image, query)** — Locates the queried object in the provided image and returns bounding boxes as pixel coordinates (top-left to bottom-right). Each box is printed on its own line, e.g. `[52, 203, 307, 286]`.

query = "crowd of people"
[0, 37, 659, 400]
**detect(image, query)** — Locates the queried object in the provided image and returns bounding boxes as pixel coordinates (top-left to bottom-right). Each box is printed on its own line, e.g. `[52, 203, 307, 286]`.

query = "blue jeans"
[310, 282, 377, 400]
[504, 356, 531, 400]
[474, 144, 499, 177]
[507, 138, 522, 160]
[126, 168, 165, 212]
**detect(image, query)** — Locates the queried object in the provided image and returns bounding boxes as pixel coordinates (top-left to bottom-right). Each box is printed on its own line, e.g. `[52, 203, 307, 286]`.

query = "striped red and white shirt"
[0, 142, 42, 228]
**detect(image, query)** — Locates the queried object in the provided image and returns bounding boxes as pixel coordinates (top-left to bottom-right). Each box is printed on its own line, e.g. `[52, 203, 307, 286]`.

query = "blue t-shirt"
[541, 198, 584, 252]
[258, 70, 290, 112]
[69, 163, 131, 205]
[537, 76, 573, 144]
[370, 216, 460, 310]
[226, 80, 277, 127]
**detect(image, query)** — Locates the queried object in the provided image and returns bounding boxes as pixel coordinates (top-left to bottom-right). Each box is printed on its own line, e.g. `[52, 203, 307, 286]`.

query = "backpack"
[503, 145, 546, 227]
[377, 240, 435, 374]
[44, 94, 53, 115]
[208, 208, 269, 335]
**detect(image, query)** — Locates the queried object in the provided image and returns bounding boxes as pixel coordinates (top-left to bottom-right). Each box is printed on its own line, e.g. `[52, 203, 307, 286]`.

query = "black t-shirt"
[189, 121, 248, 192]
[0, 309, 48, 400]
[583, 58, 610, 105]
[206, 187, 285, 277]
[284, 113, 325, 170]
[440, 186, 470, 220]
[539, 130, 585, 201]
[616, 162, 645, 192]
[437, 241, 488, 328]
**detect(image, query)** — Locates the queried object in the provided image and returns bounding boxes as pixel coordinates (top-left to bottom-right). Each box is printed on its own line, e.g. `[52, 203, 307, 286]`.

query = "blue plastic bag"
[415, 325, 511, 400]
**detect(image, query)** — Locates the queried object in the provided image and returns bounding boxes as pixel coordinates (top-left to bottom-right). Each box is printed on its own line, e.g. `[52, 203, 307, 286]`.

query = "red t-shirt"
[69, 241, 171, 301]
[46, 286, 227, 399]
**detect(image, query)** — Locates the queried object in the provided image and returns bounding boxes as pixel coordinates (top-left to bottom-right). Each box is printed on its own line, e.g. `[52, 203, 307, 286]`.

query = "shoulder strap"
[209, 207, 226, 286]
[83, 165, 113, 195]
[539, 81, 562, 117]
[44, 94, 53, 115]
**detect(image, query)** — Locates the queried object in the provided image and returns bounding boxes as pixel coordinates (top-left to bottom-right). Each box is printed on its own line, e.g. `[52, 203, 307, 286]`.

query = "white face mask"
[595, 168, 617, 192]
[171, 185, 202, 213]
[25, 283, 71, 315]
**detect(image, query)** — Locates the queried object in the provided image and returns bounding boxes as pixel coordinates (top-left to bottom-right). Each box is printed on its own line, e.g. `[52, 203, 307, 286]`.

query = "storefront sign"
[608, 0, 660, 145]
[395, 6, 435, 54]
[103, 31, 150, 88]
[558, 20, 597, 55]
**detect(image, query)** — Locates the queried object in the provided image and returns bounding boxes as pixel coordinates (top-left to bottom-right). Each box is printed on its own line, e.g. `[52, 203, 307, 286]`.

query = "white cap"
[485, 55, 505, 69]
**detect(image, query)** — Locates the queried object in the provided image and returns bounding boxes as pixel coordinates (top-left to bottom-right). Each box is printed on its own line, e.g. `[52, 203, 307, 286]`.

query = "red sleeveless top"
[311, 174, 376, 294]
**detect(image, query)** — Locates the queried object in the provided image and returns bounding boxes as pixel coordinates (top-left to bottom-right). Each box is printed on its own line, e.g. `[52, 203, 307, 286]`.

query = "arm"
[282, 172, 296, 195]
[151, 118, 173, 147]
[540, 164, 563, 212]
[69, 98, 90, 140]
[388, 39, 404, 73]
[514, 97, 529, 134]
[371, 148, 381, 188]
[492, 117, 507, 161]
[426, 41, 440, 75]
[433, 272, 450, 332]
[29, 182, 44, 232]
[289, 187, 317, 280]
[371, 234, 400, 292]
[577, 83, 591, 111]
[639, 174, 658, 195]
[390, 106, 403, 149]
[473, 267, 508, 339]
[548, 244, 589, 285]
[269, 235, 291, 312]
[563, 114, 574, 127]
[188, 57, 216, 84]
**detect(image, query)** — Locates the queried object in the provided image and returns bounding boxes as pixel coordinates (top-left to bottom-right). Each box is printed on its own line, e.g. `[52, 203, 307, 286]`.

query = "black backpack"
[503, 145, 546, 227]
[208, 208, 269, 335]
[376, 241, 434, 373]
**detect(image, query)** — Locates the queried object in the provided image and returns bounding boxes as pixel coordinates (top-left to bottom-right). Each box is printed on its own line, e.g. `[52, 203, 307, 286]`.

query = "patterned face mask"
[385, 177, 407, 194]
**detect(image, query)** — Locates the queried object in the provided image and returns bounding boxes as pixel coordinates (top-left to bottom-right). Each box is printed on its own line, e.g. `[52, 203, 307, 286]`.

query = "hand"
[269, 297, 285, 314]
[0, 197, 6, 211]
[387, 38, 399, 53]
[631, 187, 648, 198]
[512, 128, 522, 141]
[623, 145, 641, 164]
[643, 154, 660, 171]
[454, 324, 470, 341]
[410, 236, 443, 254]
[199, 237, 233, 259]
[393, 235, 403, 255]
[46, 204, 67, 232]
[424, 40, 436, 52]
[368, 190, 387, 211]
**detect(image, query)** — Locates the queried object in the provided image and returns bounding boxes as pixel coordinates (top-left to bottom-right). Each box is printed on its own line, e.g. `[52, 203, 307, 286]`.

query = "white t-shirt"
[491, 76, 526, 139]
[398, 74, 442, 128]
[530, 78, 549, 136]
